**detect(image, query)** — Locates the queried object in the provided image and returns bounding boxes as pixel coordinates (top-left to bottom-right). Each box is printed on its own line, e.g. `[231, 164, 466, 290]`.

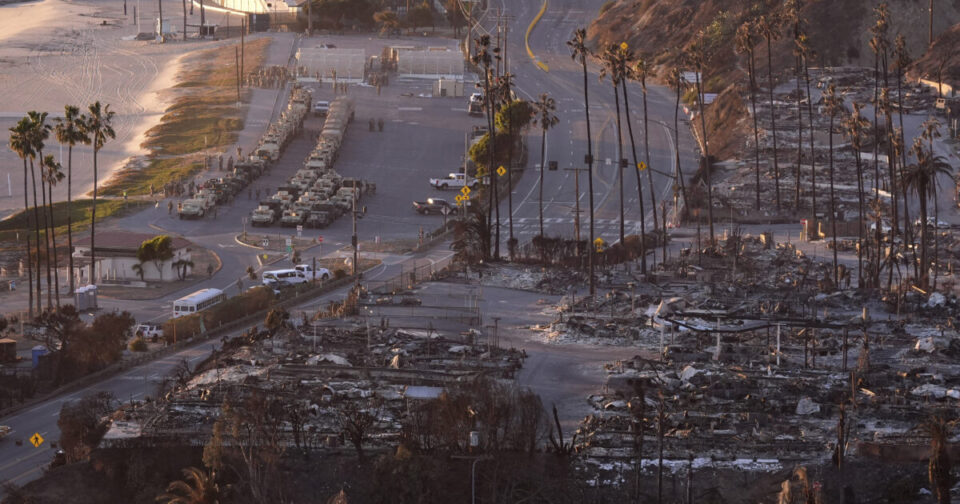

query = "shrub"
[334, 268, 348, 280]
[163, 286, 275, 343]
[129, 337, 148, 352]
[599, 0, 615, 15]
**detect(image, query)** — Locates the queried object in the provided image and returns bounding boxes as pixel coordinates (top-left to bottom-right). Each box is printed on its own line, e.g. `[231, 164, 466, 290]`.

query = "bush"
[163, 286, 276, 343]
[599, 0, 615, 15]
[334, 268, 348, 280]
[128, 337, 148, 352]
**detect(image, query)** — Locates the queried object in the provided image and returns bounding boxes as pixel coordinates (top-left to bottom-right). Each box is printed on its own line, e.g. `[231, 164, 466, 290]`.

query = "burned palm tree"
[843, 103, 869, 287]
[757, 13, 782, 212]
[823, 83, 843, 287]
[686, 31, 715, 245]
[567, 28, 596, 296]
[736, 20, 762, 211]
[628, 52, 658, 233]
[664, 67, 689, 220]
[599, 43, 628, 244]
[921, 416, 953, 504]
[784, 0, 805, 211]
[619, 45, 649, 273]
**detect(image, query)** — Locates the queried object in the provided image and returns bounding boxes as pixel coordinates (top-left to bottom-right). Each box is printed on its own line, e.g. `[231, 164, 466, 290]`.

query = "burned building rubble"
[101, 318, 524, 451]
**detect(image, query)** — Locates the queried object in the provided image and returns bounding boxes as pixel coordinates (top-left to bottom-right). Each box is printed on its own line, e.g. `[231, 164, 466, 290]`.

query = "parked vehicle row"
[250, 97, 376, 229]
[178, 86, 310, 220]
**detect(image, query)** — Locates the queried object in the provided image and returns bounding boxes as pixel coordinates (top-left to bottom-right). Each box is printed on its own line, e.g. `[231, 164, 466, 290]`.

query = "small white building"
[73, 231, 193, 285]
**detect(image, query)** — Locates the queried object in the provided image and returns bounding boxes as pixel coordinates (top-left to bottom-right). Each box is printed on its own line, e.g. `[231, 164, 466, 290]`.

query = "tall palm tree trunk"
[750, 54, 761, 211]
[872, 54, 882, 288]
[66, 145, 75, 294]
[538, 127, 545, 239]
[47, 175, 60, 308]
[507, 104, 515, 257]
[695, 65, 714, 244]
[855, 149, 865, 287]
[804, 62, 816, 235]
[766, 37, 781, 212]
[39, 167, 52, 309]
[621, 79, 647, 273]
[829, 115, 839, 286]
[918, 179, 928, 289]
[641, 75, 658, 233]
[91, 148, 99, 285]
[614, 82, 626, 244]
[29, 159, 42, 312]
[673, 77, 688, 219]
[795, 58, 803, 210]
[22, 159, 33, 318]
[582, 57, 596, 297]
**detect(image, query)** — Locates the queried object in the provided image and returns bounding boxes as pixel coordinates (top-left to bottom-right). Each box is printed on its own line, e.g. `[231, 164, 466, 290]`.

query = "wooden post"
[842, 327, 848, 371]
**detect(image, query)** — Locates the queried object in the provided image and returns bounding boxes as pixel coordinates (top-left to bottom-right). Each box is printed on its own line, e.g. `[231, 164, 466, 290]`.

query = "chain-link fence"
[366, 253, 457, 295]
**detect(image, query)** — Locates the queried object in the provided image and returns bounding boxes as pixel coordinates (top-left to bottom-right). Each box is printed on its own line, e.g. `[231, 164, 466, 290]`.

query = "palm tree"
[907, 119, 948, 289]
[54, 105, 90, 295]
[921, 118, 944, 288]
[823, 84, 843, 287]
[619, 47, 649, 273]
[85, 101, 116, 286]
[471, 36, 498, 260]
[687, 32, 714, 244]
[735, 20, 761, 211]
[801, 38, 818, 234]
[568, 28, 595, 296]
[27, 111, 51, 310]
[8, 118, 35, 318]
[757, 13, 782, 212]
[493, 73, 518, 255]
[664, 67, 689, 219]
[785, 0, 805, 211]
[844, 103, 869, 287]
[599, 43, 628, 244]
[42, 155, 64, 308]
[920, 416, 953, 504]
[532, 93, 559, 241]
[155, 467, 220, 504]
[629, 53, 658, 233]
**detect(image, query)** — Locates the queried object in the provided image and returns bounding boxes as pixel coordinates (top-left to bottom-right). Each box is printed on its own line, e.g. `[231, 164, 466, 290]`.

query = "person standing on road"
[168, 200, 173, 215]
[378, 118, 384, 132]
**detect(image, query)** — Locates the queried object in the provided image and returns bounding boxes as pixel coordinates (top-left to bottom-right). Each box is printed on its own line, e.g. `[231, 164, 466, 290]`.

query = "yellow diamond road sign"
[496, 165, 506, 177]
[620, 42, 628, 50]
[637, 161, 647, 171]
[30, 432, 43, 448]
[461, 186, 471, 196]
[455, 195, 463, 203]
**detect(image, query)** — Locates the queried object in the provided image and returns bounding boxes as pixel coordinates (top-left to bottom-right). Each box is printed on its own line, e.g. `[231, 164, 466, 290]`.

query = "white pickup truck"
[294, 263, 332, 281]
[429, 172, 478, 190]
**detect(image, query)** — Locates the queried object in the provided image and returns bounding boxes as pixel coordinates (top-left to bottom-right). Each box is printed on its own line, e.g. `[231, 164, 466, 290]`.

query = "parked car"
[429, 172, 478, 190]
[412, 198, 453, 215]
[134, 323, 163, 341]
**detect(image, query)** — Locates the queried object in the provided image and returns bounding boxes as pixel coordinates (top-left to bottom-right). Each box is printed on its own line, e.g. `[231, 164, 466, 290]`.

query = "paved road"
[477, 0, 700, 249]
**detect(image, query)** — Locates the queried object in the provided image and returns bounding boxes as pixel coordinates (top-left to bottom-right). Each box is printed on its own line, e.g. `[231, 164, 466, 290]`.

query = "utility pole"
[157, 0, 162, 41]
[241, 18, 245, 83]
[352, 190, 360, 289]
[235, 46, 240, 105]
[564, 167, 587, 256]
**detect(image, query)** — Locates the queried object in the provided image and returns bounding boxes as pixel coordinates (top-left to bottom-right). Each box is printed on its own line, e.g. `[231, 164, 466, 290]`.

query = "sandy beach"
[0, 0, 252, 218]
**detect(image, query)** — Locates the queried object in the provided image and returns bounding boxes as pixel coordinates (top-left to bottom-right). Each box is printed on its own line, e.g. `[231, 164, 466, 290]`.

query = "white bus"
[173, 288, 227, 318]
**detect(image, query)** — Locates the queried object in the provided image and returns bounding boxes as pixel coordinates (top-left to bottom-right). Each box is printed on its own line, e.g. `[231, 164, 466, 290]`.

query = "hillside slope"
[587, 0, 960, 159]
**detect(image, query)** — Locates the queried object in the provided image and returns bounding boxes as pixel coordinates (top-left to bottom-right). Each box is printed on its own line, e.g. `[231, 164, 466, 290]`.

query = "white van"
[262, 269, 308, 286]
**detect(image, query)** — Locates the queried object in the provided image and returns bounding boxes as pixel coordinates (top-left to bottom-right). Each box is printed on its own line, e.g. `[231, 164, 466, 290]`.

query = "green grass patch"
[0, 199, 148, 245]
[100, 157, 204, 197]
[100, 38, 270, 197]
